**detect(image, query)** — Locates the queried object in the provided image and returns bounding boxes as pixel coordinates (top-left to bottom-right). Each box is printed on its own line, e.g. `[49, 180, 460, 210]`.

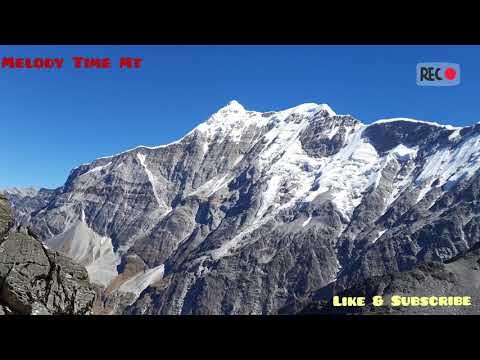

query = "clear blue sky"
[1, 45, 479, 189]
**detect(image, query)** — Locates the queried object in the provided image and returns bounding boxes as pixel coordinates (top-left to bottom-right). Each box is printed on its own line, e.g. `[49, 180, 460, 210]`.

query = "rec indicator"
[416, 62, 460, 86]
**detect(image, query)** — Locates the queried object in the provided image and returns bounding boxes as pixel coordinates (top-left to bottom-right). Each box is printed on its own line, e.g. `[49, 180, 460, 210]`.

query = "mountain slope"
[295, 242, 480, 315]
[4, 101, 480, 314]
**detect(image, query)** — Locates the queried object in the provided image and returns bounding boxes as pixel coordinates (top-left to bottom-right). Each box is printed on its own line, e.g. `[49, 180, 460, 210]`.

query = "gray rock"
[0, 195, 13, 240]
[298, 242, 480, 315]
[0, 197, 96, 315]
[0, 304, 12, 315]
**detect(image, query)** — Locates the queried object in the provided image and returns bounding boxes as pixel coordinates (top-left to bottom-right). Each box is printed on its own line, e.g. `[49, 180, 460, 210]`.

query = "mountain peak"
[215, 101, 336, 118]
[219, 100, 246, 113]
[278, 103, 336, 117]
[318, 103, 336, 116]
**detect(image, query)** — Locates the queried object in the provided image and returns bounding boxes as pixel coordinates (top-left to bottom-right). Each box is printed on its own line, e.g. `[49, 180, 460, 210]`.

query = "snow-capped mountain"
[4, 100, 480, 314]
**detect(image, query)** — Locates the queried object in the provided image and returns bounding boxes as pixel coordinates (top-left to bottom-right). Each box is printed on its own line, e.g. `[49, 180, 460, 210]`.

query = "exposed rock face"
[296, 242, 480, 315]
[4, 102, 480, 315]
[0, 195, 14, 238]
[0, 195, 96, 315]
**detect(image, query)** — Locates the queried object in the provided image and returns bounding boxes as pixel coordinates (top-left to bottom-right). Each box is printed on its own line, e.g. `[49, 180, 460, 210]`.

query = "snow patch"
[391, 144, 418, 161]
[82, 162, 112, 176]
[137, 153, 163, 207]
[371, 117, 462, 131]
[416, 131, 480, 202]
[448, 129, 462, 141]
[372, 229, 387, 243]
[118, 264, 165, 300]
[188, 173, 235, 197]
[302, 215, 312, 227]
[304, 127, 380, 219]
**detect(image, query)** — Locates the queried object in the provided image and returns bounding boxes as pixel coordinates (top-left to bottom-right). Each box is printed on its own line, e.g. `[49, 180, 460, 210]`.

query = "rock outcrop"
[0, 195, 96, 315]
[295, 242, 480, 315]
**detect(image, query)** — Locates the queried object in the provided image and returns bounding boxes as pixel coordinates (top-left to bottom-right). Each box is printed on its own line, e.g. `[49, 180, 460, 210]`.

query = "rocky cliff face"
[4, 101, 480, 315]
[0, 195, 96, 315]
[295, 242, 480, 315]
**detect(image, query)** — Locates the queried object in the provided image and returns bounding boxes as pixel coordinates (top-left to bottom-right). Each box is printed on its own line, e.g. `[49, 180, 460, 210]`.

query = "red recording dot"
[444, 67, 457, 80]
